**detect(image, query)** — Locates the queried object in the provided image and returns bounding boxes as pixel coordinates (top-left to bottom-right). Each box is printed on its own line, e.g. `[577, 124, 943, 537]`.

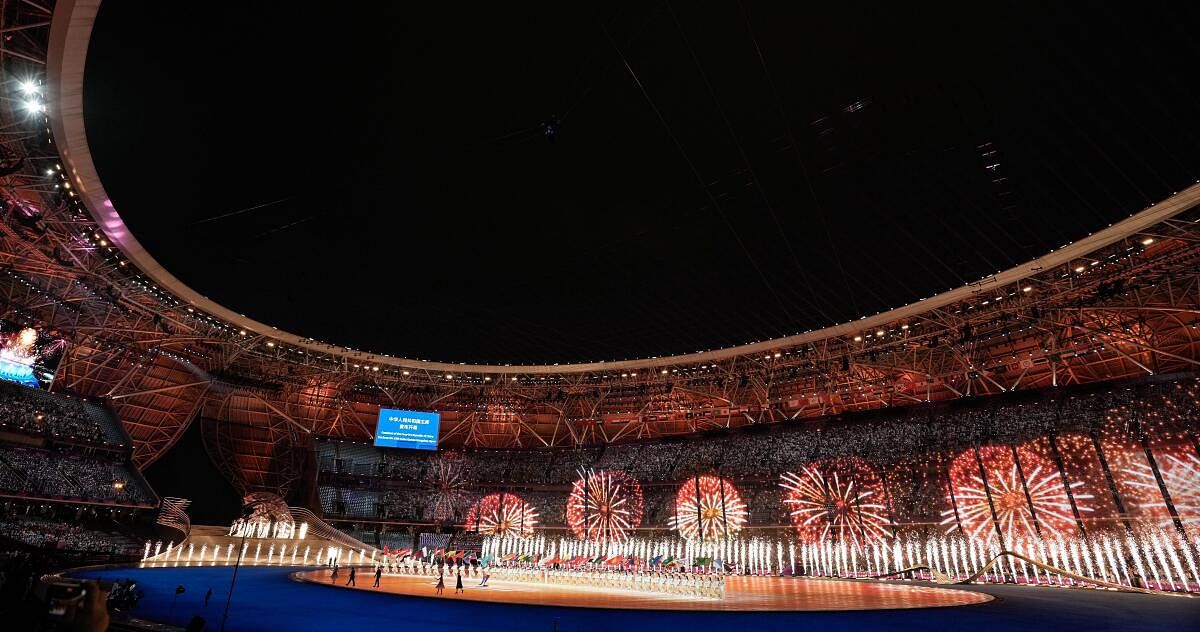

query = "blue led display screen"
[373, 408, 440, 450]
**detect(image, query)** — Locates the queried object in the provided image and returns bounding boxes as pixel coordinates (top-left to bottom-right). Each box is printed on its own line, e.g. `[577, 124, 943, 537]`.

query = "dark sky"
[82, 3, 1200, 364]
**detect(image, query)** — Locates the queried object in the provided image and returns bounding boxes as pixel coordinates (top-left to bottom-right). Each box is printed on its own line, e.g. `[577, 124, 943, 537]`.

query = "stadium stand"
[317, 375, 1200, 533]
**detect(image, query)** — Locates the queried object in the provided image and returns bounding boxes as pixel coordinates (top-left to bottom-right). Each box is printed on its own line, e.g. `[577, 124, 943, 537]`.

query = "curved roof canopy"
[1, 0, 1191, 475]
[48, 0, 1200, 375]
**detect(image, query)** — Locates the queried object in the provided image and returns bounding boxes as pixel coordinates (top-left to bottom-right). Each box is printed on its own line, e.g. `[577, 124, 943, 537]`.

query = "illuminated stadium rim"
[46, 0, 1200, 377]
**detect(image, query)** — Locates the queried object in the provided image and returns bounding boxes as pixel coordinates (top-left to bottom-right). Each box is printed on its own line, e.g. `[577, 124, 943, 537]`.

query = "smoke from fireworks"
[465, 492, 538, 538]
[780, 457, 891, 548]
[567, 468, 643, 543]
[669, 475, 747, 540]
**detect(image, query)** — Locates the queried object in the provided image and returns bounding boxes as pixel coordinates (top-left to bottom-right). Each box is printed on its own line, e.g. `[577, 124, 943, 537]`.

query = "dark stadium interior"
[83, 3, 1200, 363]
[0, 2, 1198, 632]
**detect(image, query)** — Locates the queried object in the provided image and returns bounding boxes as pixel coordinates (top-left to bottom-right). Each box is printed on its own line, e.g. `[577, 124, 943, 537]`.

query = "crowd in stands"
[0, 445, 152, 505]
[0, 384, 164, 628]
[0, 382, 153, 507]
[0, 381, 128, 446]
[0, 516, 138, 556]
[317, 376, 1199, 530]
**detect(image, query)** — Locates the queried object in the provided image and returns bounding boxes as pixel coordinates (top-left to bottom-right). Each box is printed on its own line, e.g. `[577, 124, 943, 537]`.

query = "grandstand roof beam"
[109, 379, 211, 400]
[249, 392, 311, 435]
[42, 0, 1200, 373]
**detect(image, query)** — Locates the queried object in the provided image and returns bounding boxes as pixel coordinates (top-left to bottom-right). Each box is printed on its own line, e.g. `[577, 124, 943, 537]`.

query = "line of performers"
[373, 557, 725, 599]
[482, 564, 725, 599]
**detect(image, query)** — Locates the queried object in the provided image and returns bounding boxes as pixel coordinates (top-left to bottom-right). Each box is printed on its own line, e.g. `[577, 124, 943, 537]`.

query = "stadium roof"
[0, 0, 1192, 493]
[71, 2, 1200, 365]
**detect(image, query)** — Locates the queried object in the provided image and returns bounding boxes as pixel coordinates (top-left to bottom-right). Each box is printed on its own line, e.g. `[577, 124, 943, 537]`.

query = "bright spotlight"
[22, 100, 44, 114]
[18, 81, 37, 95]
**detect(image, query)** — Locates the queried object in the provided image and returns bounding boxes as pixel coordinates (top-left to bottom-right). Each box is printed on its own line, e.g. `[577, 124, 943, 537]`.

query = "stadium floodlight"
[22, 100, 44, 114]
[18, 80, 37, 95]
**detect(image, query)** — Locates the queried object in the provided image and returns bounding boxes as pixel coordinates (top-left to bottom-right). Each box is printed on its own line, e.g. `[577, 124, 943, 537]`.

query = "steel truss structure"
[0, 0, 1194, 499]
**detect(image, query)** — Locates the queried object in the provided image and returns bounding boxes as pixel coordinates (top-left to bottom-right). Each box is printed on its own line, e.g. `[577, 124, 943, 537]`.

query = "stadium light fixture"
[1141, 237, 1154, 245]
[18, 80, 37, 95]
[22, 100, 44, 114]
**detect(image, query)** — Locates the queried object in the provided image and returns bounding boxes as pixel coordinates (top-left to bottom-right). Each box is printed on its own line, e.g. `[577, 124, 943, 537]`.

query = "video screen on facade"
[373, 408, 440, 450]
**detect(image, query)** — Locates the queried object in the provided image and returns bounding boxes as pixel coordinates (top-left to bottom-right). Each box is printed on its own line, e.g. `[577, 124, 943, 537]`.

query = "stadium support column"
[878, 463, 900, 539]
[1130, 413, 1190, 542]
[1090, 431, 1135, 535]
[1011, 444, 1044, 538]
[1046, 432, 1087, 537]
[583, 468, 592, 544]
[972, 446, 1008, 550]
[937, 452, 966, 534]
[849, 473, 874, 544]
[717, 474, 730, 540]
[945, 474, 966, 534]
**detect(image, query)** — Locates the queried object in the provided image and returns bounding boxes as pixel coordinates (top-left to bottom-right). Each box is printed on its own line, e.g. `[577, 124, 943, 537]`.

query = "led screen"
[0, 324, 65, 389]
[374, 408, 440, 450]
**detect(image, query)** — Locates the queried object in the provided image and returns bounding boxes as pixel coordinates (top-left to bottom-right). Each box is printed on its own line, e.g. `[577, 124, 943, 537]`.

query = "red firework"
[566, 468, 643, 543]
[780, 457, 891, 548]
[668, 475, 747, 540]
[465, 492, 538, 538]
[1116, 445, 1200, 528]
[424, 457, 467, 524]
[942, 444, 1091, 541]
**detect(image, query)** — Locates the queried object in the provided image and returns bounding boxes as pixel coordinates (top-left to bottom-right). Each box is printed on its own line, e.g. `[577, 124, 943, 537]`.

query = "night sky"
[82, 3, 1200, 365]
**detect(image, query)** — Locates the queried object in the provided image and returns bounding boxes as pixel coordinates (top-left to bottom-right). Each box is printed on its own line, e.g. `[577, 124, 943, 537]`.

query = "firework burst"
[465, 492, 538, 538]
[423, 457, 467, 523]
[567, 468, 643, 543]
[669, 475, 747, 540]
[1119, 449, 1200, 527]
[780, 457, 891, 548]
[942, 445, 1091, 541]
